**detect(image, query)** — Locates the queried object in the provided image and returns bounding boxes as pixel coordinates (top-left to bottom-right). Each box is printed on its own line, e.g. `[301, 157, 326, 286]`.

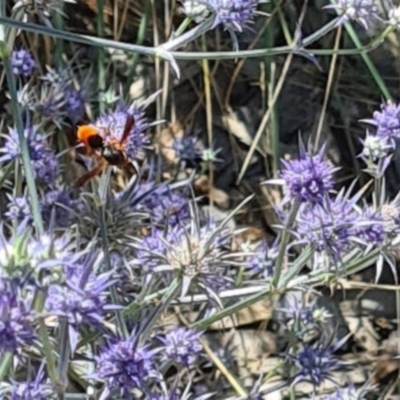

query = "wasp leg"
[73, 160, 108, 188]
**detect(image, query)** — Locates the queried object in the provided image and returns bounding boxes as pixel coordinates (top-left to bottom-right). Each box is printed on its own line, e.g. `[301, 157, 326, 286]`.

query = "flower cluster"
[11, 48, 36, 78]
[324, 0, 380, 29]
[137, 182, 190, 226]
[1, 1, 398, 398]
[0, 278, 36, 355]
[181, 0, 263, 32]
[92, 336, 159, 398]
[158, 327, 203, 366]
[288, 340, 342, 386]
[0, 126, 59, 184]
[277, 145, 337, 205]
[135, 217, 237, 294]
[45, 267, 119, 351]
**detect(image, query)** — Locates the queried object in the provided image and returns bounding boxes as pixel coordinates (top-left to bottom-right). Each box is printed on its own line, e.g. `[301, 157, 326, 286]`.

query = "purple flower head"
[9, 368, 56, 400]
[11, 48, 36, 77]
[0, 126, 59, 184]
[208, 0, 261, 32]
[5, 194, 32, 229]
[279, 144, 337, 204]
[96, 102, 149, 160]
[244, 240, 277, 279]
[289, 341, 341, 387]
[135, 218, 235, 293]
[295, 195, 359, 256]
[36, 72, 68, 122]
[172, 136, 204, 165]
[355, 207, 385, 246]
[64, 86, 85, 124]
[158, 327, 203, 366]
[45, 270, 119, 351]
[93, 336, 158, 397]
[40, 188, 72, 228]
[137, 183, 190, 226]
[366, 100, 400, 144]
[324, 0, 380, 29]
[277, 296, 333, 343]
[0, 278, 36, 355]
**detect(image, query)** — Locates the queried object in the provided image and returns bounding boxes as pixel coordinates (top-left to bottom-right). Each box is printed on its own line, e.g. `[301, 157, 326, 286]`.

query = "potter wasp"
[74, 114, 135, 187]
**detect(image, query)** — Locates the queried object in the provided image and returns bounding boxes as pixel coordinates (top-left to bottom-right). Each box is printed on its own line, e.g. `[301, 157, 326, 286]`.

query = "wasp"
[74, 114, 135, 188]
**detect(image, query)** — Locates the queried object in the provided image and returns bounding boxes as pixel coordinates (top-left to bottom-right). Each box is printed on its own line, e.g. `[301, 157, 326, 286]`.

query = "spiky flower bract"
[7, 368, 56, 400]
[243, 240, 277, 279]
[5, 194, 32, 230]
[180, 0, 210, 23]
[324, 0, 380, 29]
[135, 215, 238, 295]
[295, 194, 359, 257]
[45, 255, 121, 351]
[76, 176, 150, 245]
[364, 100, 400, 145]
[208, 0, 261, 32]
[137, 182, 190, 226]
[278, 144, 337, 205]
[289, 340, 342, 387]
[158, 327, 203, 366]
[92, 336, 159, 399]
[361, 130, 393, 161]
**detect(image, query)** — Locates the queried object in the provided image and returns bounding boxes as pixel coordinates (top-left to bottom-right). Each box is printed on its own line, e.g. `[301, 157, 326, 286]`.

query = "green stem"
[0, 352, 12, 381]
[96, 0, 105, 113]
[174, 16, 193, 37]
[98, 170, 128, 337]
[272, 200, 300, 287]
[0, 44, 44, 234]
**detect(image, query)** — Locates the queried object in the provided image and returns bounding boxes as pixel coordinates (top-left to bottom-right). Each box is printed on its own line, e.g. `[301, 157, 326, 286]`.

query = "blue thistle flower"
[355, 207, 385, 246]
[5, 194, 32, 229]
[243, 240, 277, 279]
[11, 48, 36, 77]
[172, 136, 203, 165]
[92, 336, 159, 398]
[137, 183, 190, 226]
[45, 269, 120, 351]
[289, 341, 341, 387]
[134, 218, 236, 293]
[8, 368, 56, 400]
[366, 100, 400, 145]
[278, 144, 337, 205]
[40, 188, 73, 228]
[158, 327, 203, 366]
[0, 126, 59, 184]
[295, 196, 359, 255]
[64, 86, 85, 124]
[324, 0, 380, 29]
[207, 0, 261, 32]
[0, 278, 36, 355]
